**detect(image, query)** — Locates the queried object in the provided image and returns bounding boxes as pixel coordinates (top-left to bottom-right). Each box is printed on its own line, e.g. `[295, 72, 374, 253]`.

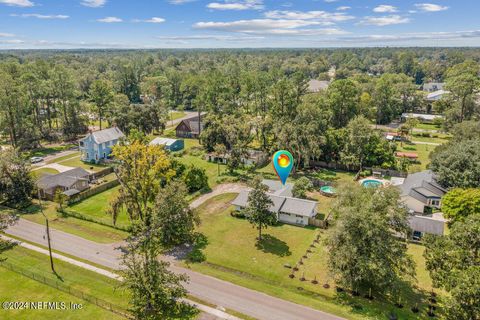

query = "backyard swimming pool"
[361, 179, 384, 188]
[320, 185, 336, 196]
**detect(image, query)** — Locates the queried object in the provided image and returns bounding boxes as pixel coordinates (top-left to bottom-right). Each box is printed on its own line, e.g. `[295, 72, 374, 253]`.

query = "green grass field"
[57, 156, 108, 172]
[396, 142, 437, 172]
[26, 144, 77, 158]
[186, 194, 440, 320]
[68, 186, 130, 229]
[31, 168, 59, 180]
[0, 268, 125, 320]
[0, 246, 128, 319]
[170, 111, 186, 120]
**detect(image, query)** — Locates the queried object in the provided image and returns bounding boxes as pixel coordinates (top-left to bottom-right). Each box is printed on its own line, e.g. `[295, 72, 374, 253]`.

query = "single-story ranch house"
[79, 127, 125, 163]
[231, 180, 317, 226]
[401, 113, 445, 124]
[175, 116, 203, 139]
[37, 167, 90, 200]
[149, 137, 184, 151]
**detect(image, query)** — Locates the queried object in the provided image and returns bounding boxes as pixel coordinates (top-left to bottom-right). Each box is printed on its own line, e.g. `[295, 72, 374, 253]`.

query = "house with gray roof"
[79, 127, 125, 163]
[231, 180, 317, 226]
[398, 170, 447, 237]
[37, 167, 90, 200]
[401, 113, 445, 123]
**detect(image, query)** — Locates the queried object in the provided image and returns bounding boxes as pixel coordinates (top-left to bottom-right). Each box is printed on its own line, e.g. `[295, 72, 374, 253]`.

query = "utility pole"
[38, 190, 55, 274]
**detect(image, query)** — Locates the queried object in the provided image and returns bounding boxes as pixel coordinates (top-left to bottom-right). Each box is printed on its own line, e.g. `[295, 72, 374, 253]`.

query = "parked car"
[30, 156, 44, 164]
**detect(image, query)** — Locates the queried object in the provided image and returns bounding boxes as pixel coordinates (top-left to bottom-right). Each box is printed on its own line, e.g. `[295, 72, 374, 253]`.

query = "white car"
[30, 156, 44, 164]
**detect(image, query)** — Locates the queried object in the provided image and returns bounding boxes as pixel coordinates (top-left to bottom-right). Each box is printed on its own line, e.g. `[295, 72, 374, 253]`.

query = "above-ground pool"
[320, 185, 336, 196]
[361, 179, 383, 188]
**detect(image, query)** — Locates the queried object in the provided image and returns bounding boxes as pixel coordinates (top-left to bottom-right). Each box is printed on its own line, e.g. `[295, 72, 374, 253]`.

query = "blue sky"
[0, 0, 478, 48]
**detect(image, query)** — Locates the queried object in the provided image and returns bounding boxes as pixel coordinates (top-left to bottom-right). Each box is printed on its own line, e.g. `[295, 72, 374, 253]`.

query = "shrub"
[183, 165, 209, 192]
[292, 177, 313, 199]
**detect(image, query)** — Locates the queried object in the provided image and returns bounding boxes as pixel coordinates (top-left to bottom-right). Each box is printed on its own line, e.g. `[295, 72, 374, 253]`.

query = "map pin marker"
[272, 150, 294, 185]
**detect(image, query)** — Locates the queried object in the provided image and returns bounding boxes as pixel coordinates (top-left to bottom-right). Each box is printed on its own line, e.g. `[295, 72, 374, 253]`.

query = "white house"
[426, 90, 449, 102]
[401, 113, 445, 123]
[231, 180, 317, 226]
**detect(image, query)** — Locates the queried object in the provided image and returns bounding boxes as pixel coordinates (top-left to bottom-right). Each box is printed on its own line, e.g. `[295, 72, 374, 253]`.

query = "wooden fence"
[68, 179, 119, 204]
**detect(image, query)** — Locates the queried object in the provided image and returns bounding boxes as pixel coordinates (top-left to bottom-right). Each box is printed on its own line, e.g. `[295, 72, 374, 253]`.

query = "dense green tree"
[430, 139, 480, 188]
[292, 177, 313, 199]
[445, 61, 480, 122]
[327, 184, 415, 294]
[183, 166, 208, 193]
[0, 149, 34, 208]
[245, 176, 275, 241]
[424, 214, 480, 320]
[153, 181, 200, 248]
[442, 188, 480, 223]
[89, 79, 114, 130]
[326, 79, 359, 128]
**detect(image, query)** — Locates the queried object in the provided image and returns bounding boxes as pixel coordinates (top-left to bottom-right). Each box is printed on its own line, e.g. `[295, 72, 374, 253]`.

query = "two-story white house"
[79, 127, 125, 163]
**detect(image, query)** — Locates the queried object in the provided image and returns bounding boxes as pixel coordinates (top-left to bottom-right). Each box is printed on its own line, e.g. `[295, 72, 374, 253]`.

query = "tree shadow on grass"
[255, 234, 291, 257]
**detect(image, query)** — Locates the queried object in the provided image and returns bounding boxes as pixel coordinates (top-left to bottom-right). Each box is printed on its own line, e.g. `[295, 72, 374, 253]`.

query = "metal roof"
[88, 127, 125, 144]
[149, 137, 179, 146]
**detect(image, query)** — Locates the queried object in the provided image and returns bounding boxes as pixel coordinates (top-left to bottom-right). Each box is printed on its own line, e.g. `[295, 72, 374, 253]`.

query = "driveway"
[31, 149, 78, 168]
[32, 162, 76, 173]
[190, 183, 248, 209]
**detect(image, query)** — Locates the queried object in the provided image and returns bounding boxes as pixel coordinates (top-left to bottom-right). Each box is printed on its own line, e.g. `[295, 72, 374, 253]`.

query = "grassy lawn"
[31, 168, 59, 180]
[68, 186, 130, 229]
[414, 123, 442, 131]
[4, 202, 128, 244]
[0, 246, 128, 319]
[410, 133, 451, 144]
[186, 194, 439, 320]
[57, 156, 108, 172]
[396, 142, 436, 172]
[46, 151, 81, 164]
[0, 268, 125, 320]
[25, 144, 77, 158]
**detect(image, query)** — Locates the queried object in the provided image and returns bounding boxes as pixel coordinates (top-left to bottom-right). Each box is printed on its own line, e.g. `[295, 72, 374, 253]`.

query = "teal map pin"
[272, 150, 294, 185]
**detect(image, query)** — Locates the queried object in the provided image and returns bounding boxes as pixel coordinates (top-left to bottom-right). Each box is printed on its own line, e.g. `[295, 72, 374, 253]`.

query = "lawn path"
[32, 162, 76, 173]
[411, 140, 441, 146]
[190, 183, 248, 209]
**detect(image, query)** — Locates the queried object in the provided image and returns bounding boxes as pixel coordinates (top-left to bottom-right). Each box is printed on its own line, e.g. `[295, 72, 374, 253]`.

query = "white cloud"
[360, 15, 410, 26]
[11, 13, 69, 19]
[414, 3, 449, 12]
[0, 0, 34, 7]
[194, 19, 347, 35]
[157, 35, 265, 42]
[336, 6, 350, 11]
[133, 17, 166, 23]
[0, 32, 15, 37]
[373, 5, 398, 13]
[81, 0, 106, 7]
[207, 1, 263, 11]
[97, 16, 122, 23]
[324, 0, 338, 2]
[338, 30, 480, 43]
[264, 10, 354, 23]
[0, 39, 25, 44]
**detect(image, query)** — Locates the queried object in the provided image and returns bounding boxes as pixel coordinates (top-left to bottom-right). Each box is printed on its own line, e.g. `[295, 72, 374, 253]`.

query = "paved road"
[167, 111, 206, 128]
[31, 149, 78, 168]
[4, 184, 344, 320]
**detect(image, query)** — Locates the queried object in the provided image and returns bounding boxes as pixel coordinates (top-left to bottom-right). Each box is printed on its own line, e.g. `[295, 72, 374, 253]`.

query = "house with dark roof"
[231, 180, 317, 226]
[79, 127, 125, 163]
[398, 170, 448, 237]
[175, 116, 203, 139]
[37, 167, 90, 200]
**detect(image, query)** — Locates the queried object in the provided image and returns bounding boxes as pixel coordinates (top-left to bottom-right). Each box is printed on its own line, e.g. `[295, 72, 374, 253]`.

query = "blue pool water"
[320, 185, 336, 194]
[361, 180, 383, 188]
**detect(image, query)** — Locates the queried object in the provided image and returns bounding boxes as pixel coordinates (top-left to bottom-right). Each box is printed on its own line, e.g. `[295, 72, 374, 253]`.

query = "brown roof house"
[175, 116, 203, 139]
[37, 167, 90, 200]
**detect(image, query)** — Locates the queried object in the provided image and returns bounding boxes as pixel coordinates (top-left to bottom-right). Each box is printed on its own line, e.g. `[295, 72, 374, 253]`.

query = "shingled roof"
[37, 167, 90, 190]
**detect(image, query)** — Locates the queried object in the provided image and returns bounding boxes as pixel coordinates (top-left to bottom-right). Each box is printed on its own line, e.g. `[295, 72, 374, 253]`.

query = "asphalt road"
[4, 185, 344, 320]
